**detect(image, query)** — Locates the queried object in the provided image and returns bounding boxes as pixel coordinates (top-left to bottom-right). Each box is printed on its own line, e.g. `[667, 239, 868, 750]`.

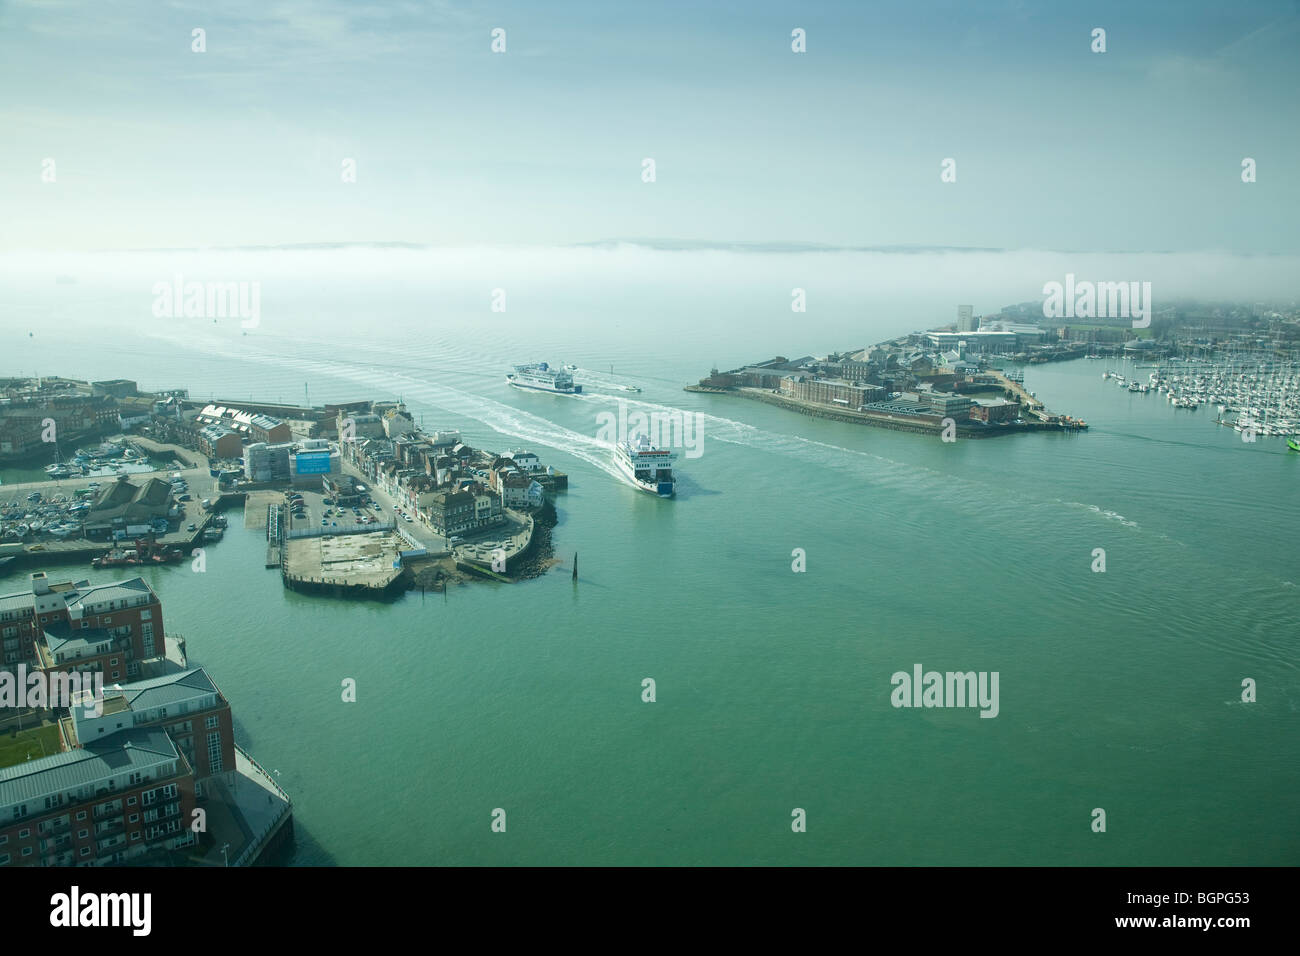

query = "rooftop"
[0, 728, 181, 808]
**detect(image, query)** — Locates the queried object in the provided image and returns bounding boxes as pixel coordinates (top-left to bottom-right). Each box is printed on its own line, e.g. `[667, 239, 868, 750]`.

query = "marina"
[1099, 355, 1300, 440]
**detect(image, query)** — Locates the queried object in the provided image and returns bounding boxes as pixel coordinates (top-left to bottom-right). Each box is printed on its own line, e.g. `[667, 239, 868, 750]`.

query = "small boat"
[1288, 436, 1300, 452]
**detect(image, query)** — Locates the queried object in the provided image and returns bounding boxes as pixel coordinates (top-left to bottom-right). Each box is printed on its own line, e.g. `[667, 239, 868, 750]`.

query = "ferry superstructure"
[506, 362, 582, 395]
[614, 433, 676, 497]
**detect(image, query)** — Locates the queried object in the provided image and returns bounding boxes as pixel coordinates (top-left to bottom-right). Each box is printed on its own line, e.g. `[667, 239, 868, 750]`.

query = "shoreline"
[688, 385, 1081, 437]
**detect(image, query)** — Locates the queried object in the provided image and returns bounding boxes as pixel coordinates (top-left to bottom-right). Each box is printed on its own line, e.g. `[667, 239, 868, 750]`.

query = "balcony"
[96, 834, 127, 853]
[37, 818, 71, 837]
[93, 818, 125, 838]
[39, 835, 72, 854]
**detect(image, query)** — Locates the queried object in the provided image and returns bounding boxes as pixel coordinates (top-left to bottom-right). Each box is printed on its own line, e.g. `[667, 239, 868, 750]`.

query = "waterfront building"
[925, 393, 975, 419]
[424, 483, 505, 536]
[28, 575, 165, 680]
[198, 424, 242, 460]
[90, 380, 138, 399]
[863, 398, 938, 417]
[779, 375, 884, 408]
[382, 408, 415, 438]
[64, 667, 236, 789]
[0, 728, 196, 867]
[0, 395, 118, 461]
[957, 305, 975, 333]
[505, 449, 541, 472]
[970, 399, 1020, 423]
[429, 430, 462, 450]
[40, 624, 131, 682]
[927, 330, 1017, 352]
[243, 442, 291, 482]
[196, 405, 291, 444]
[501, 474, 544, 509]
[84, 477, 174, 531]
[116, 396, 155, 431]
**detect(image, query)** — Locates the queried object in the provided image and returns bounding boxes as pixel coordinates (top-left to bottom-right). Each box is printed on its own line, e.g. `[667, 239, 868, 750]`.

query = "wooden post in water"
[572, 552, 578, 581]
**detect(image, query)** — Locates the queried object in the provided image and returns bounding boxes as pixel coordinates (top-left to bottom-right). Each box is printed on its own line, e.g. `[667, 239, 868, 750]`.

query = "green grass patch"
[0, 724, 62, 768]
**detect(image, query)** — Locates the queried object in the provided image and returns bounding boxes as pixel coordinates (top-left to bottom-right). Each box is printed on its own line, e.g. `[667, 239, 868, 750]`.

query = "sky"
[1, 0, 1298, 254]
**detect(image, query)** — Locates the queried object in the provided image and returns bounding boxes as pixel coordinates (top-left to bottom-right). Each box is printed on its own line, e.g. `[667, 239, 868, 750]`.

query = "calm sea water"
[1, 250, 1297, 865]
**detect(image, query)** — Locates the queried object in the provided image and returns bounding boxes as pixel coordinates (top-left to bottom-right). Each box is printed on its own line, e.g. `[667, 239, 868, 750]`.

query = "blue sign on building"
[296, 452, 332, 475]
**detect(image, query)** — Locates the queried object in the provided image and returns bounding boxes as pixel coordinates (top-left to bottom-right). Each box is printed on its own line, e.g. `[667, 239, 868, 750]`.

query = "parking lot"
[281, 486, 389, 535]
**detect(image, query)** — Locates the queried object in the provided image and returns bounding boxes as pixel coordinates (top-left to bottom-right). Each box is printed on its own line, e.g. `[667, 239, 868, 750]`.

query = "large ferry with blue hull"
[507, 362, 582, 395]
[614, 433, 676, 497]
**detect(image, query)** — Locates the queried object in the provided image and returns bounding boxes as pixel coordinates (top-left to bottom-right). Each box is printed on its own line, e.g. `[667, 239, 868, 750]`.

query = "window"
[110, 658, 119, 666]
[78, 829, 88, 838]
[18, 828, 29, 839]
[80, 848, 89, 857]
[0, 854, 7, 865]
[141, 609, 151, 621]
[207, 732, 223, 773]
[129, 814, 138, 823]
[77, 811, 86, 821]
[12, 805, 26, 820]
[103, 617, 111, 624]
[206, 715, 220, 730]
[127, 797, 136, 806]
[111, 672, 119, 680]
[21, 847, 31, 857]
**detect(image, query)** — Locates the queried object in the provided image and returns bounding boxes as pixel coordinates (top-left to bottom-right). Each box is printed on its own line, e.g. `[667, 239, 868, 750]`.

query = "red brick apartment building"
[1, 572, 165, 678]
[61, 667, 237, 789]
[0, 729, 196, 867]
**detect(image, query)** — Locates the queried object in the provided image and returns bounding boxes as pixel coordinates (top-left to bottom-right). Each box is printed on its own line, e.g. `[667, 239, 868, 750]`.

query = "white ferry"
[506, 362, 582, 395]
[614, 433, 676, 497]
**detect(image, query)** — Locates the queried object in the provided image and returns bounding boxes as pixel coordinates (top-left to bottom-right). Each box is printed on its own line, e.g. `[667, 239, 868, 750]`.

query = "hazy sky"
[2, 0, 1298, 253]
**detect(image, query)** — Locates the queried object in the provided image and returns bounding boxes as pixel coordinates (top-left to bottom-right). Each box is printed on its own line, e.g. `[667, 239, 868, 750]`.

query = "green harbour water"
[2, 257, 1297, 865]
